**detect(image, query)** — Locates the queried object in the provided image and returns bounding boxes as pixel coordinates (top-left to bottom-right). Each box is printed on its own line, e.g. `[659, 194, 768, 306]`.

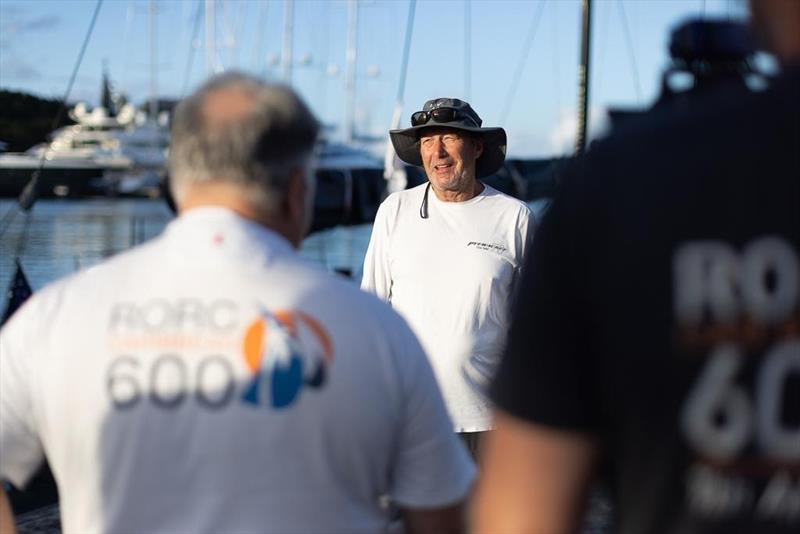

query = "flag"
[1, 260, 33, 326]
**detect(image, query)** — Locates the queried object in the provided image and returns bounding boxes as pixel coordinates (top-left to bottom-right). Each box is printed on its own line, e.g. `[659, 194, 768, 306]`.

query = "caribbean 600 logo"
[106, 304, 333, 411]
[241, 310, 333, 408]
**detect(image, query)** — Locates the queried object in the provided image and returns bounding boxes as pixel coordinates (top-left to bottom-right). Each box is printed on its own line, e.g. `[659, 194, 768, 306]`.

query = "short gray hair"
[168, 72, 319, 212]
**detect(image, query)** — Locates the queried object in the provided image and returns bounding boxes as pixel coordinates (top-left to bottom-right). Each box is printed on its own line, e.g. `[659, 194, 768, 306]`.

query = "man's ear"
[473, 135, 484, 159]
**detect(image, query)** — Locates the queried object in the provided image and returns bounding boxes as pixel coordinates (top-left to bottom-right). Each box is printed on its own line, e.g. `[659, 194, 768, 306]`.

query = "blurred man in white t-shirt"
[0, 73, 474, 534]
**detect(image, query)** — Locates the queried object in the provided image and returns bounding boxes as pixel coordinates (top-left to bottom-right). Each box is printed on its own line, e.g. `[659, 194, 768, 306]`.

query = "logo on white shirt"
[242, 310, 334, 409]
[466, 241, 507, 254]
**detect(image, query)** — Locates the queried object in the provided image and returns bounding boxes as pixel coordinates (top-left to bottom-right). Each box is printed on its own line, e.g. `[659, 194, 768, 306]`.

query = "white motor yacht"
[0, 102, 170, 198]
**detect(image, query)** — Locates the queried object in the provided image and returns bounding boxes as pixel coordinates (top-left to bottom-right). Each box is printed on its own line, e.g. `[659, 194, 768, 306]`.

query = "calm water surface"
[0, 199, 372, 294]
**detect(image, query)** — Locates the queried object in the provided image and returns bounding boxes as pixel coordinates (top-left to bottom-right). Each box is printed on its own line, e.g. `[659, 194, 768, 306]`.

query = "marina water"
[0, 199, 373, 294]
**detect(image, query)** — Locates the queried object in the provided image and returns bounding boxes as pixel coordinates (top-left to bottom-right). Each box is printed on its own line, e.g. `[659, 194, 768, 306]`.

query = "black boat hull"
[0, 167, 109, 198]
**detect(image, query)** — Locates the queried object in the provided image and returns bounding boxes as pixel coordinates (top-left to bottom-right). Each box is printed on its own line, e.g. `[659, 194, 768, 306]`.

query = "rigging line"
[13, 210, 31, 260]
[180, 0, 205, 98]
[0, 0, 103, 241]
[0, 206, 19, 238]
[617, 0, 643, 104]
[50, 0, 105, 144]
[0, 182, 31, 251]
[0, 0, 104, 240]
[499, 0, 548, 125]
[395, 0, 417, 106]
[384, 0, 417, 182]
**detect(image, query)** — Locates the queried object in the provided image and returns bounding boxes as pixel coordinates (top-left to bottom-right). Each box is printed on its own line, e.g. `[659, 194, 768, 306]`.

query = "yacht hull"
[0, 166, 109, 198]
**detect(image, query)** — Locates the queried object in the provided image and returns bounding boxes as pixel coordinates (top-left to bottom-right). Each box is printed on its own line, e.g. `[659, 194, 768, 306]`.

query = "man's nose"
[434, 138, 448, 156]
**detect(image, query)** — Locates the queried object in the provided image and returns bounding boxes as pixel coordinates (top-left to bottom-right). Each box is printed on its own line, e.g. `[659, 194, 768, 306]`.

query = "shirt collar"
[164, 207, 296, 263]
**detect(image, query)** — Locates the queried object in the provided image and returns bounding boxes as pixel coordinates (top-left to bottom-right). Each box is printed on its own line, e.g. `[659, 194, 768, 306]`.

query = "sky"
[0, 0, 751, 157]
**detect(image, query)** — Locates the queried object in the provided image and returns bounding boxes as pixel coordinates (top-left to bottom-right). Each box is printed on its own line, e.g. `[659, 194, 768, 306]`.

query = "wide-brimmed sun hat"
[389, 97, 507, 178]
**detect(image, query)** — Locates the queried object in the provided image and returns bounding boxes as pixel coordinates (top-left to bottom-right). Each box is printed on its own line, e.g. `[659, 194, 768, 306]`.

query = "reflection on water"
[1, 197, 548, 299]
[0, 200, 173, 293]
[299, 224, 373, 278]
[0, 199, 373, 295]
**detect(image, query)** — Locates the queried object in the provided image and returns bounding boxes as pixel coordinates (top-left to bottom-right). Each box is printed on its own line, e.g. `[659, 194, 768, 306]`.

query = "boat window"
[312, 170, 349, 233]
[315, 170, 347, 209]
[350, 168, 386, 222]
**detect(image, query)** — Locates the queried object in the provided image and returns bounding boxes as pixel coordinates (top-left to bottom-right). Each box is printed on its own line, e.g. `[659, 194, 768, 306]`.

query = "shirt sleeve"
[389, 319, 475, 508]
[520, 204, 537, 256]
[360, 199, 393, 301]
[491, 168, 601, 433]
[0, 301, 45, 488]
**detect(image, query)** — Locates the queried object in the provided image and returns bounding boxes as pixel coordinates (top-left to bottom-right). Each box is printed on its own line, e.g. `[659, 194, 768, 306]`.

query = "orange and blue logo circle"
[241, 310, 333, 409]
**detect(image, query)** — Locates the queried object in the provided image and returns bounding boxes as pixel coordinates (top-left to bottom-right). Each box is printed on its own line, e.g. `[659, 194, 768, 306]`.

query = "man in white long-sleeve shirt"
[361, 98, 535, 455]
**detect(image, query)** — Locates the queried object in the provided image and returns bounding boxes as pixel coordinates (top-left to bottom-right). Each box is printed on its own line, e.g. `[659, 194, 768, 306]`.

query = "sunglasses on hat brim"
[410, 107, 479, 128]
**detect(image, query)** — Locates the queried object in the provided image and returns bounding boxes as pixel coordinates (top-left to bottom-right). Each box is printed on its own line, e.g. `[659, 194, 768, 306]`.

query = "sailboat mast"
[395, 0, 416, 109]
[344, 0, 358, 144]
[464, 0, 471, 100]
[149, 0, 158, 120]
[282, 0, 294, 83]
[383, 0, 416, 189]
[575, 0, 592, 155]
[205, 0, 216, 75]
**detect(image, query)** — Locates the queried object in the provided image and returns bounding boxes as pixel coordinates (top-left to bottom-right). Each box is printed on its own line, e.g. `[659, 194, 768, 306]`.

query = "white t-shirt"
[361, 183, 535, 432]
[0, 207, 474, 534]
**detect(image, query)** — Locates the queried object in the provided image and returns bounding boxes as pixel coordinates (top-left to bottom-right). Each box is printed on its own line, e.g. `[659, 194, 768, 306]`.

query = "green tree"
[0, 90, 74, 152]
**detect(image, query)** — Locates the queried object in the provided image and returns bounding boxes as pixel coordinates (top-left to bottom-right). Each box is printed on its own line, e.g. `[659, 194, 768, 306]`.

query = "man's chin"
[429, 175, 461, 190]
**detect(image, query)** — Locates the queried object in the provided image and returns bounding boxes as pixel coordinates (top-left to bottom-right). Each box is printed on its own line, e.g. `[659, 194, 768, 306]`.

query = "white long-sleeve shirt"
[362, 183, 535, 431]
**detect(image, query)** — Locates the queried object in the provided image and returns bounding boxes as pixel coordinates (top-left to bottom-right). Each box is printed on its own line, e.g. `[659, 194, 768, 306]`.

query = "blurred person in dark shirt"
[472, 1, 800, 533]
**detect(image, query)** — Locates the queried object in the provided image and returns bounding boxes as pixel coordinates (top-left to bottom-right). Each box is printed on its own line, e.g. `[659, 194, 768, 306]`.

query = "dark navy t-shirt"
[492, 65, 800, 534]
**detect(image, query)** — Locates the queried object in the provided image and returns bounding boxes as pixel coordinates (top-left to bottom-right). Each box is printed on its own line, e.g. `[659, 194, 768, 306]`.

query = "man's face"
[419, 127, 484, 194]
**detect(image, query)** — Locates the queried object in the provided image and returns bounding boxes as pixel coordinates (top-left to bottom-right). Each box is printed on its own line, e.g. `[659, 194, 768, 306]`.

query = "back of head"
[168, 72, 319, 214]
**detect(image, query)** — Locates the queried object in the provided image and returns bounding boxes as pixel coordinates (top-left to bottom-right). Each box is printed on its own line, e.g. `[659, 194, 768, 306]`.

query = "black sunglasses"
[411, 107, 478, 127]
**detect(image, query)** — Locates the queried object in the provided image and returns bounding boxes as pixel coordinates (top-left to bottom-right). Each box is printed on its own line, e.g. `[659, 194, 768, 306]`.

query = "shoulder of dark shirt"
[562, 64, 800, 197]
